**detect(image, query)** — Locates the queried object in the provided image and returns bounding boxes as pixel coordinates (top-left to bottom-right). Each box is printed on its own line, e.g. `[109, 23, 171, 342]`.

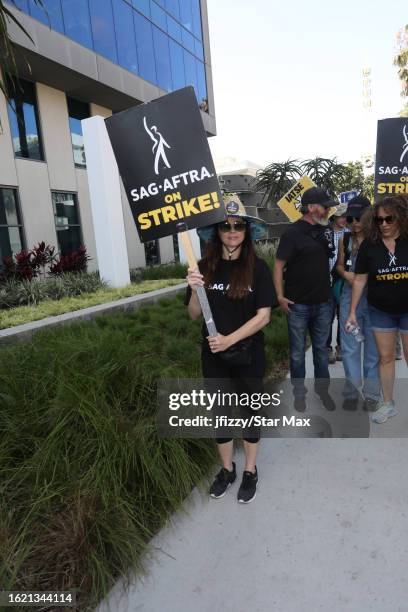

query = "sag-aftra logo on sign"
[105, 87, 225, 242]
[375, 118, 408, 198]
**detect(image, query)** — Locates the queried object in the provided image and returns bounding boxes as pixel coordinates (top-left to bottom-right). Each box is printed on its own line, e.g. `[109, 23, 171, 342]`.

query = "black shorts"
[201, 340, 266, 443]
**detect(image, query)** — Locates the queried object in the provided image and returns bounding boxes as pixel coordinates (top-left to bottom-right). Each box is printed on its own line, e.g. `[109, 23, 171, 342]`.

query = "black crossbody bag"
[218, 337, 253, 366]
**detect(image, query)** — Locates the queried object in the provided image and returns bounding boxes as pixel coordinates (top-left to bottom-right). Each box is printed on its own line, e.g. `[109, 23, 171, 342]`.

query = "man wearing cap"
[273, 187, 336, 384]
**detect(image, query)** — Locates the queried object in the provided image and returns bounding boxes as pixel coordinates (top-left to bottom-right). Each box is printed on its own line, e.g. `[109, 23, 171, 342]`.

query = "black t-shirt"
[354, 237, 408, 314]
[185, 257, 277, 342]
[276, 219, 334, 304]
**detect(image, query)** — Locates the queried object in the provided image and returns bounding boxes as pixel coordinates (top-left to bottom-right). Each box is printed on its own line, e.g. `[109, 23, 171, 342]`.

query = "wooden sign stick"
[179, 231, 218, 337]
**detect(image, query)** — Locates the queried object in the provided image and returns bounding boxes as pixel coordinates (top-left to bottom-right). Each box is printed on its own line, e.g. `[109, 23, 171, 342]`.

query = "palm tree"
[394, 25, 408, 102]
[300, 157, 347, 196]
[0, 0, 44, 104]
[252, 159, 302, 208]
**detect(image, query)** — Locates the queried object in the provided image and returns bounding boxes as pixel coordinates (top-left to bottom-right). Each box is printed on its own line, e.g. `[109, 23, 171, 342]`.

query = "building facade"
[0, 0, 215, 272]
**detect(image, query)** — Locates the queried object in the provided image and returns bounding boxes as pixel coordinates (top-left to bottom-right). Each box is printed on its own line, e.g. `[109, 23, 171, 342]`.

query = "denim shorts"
[368, 305, 408, 334]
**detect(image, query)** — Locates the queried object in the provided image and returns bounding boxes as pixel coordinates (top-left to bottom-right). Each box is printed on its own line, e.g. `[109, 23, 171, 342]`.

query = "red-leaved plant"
[31, 241, 57, 274]
[49, 246, 91, 275]
[0, 243, 91, 282]
[1, 250, 38, 281]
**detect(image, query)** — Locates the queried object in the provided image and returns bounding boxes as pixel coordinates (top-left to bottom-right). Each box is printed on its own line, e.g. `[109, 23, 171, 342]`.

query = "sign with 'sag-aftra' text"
[105, 87, 225, 242]
[375, 118, 408, 201]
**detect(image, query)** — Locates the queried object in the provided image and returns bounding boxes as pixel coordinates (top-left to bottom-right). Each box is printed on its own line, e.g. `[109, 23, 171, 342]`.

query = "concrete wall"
[14, 158, 57, 250]
[160, 236, 176, 264]
[36, 83, 76, 190]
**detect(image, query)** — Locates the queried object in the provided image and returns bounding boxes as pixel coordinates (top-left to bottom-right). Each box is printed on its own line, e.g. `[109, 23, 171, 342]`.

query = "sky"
[206, 0, 407, 167]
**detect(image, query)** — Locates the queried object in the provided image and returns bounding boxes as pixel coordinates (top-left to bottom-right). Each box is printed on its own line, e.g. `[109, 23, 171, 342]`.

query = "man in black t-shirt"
[274, 187, 336, 382]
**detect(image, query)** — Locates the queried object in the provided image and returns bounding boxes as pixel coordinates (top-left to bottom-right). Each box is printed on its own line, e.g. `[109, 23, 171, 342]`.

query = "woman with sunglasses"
[336, 196, 380, 410]
[346, 195, 408, 423]
[185, 194, 277, 503]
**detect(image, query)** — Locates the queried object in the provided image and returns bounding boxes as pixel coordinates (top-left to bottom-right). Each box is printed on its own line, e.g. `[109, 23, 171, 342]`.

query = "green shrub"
[255, 241, 278, 269]
[0, 272, 106, 310]
[0, 280, 184, 329]
[131, 262, 188, 282]
[0, 294, 288, 610]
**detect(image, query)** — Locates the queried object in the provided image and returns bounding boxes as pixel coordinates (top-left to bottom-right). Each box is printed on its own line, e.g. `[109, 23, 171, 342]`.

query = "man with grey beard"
[273, 187, 337, 382]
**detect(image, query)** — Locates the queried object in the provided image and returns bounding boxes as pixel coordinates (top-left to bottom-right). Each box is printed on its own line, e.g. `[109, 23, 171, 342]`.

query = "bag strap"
[343, 233, 352, 271]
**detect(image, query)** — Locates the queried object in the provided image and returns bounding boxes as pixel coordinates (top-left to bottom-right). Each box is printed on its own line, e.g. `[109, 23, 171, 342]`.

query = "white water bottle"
[346, 322, 364, 343]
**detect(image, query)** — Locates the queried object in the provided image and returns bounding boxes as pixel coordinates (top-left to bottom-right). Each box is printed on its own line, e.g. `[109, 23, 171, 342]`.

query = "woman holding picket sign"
[185, 194, 277, 503]
[346, 194, 408, 424]
[336, 195, 380, 410]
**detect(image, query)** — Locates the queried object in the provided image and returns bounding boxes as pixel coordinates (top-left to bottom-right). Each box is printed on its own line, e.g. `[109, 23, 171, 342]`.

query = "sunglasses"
[346, 216, 361, 224]
[374, 215, 395, 225]
[218, 221, 247, 233]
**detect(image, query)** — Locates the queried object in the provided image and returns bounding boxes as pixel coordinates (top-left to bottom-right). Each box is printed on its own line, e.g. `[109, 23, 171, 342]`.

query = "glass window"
[88, 0, 118, 62]
[52, 192, 82, 255]
[28, 0, 64, 33]
[167, 14, 182, 43]
[7, 78, 44, 161]
[112, 0, 139, 74]
[144, 239, 160, 265]
[183, 49, 198, 99]
[61, 0, 93, 49]
[132, 0, 150, 17]
[191, 0, 202, 40]
[154, 0, 165, 7]
[172, 233, 180, 262]
[169, 40, 185, 90]
[194, 37, 204, 60]
[152, 27, 172, 91]
[182, 28, 195, 54]
[179, 0, 192, 32]
[196, 58, 207, 110]
[0, 188, 24, 264]
[150, 1, 167, 30]
[12, 0, 29, 11]
[134, 12, 157, 84]
[67, 97, 90, 167]
[165, 0, 180, 20]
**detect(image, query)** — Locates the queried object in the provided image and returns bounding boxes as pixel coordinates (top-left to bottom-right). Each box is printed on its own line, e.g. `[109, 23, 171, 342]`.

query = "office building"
[0, 0, 215, 271]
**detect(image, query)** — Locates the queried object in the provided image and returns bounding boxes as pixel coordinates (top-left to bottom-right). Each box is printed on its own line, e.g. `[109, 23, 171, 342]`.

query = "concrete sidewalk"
[97, 350, 408, 612]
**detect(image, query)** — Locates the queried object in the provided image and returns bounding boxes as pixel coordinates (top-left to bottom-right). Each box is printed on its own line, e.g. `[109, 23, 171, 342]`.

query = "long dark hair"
[200, 225, 256, 299]
[363, 195, 408, 243]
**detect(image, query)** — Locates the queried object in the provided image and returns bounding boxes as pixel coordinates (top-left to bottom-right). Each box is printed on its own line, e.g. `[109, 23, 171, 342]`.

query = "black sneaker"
[342, 397, 359, 411]
[209, 462, 236, 498]
[328, 348, 336, 365]
[237, 467, 258, 503]
[294, 396, 306, 412]
[363, 397, 379, 412]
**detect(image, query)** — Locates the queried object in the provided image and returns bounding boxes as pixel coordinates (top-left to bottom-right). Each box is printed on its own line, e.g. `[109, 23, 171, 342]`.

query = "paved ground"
[97, 345, 408, 612]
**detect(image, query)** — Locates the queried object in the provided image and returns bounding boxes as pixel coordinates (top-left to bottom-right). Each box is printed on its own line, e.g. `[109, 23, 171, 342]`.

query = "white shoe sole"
[210, 481, 235, 499]
[238, 479, 259, 504]
[371, 409, 398, 424]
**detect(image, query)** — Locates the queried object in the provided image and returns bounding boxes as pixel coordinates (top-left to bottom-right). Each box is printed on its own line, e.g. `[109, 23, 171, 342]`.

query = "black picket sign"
[374, 118, 408, 201]
[105, 87, 225, 242]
